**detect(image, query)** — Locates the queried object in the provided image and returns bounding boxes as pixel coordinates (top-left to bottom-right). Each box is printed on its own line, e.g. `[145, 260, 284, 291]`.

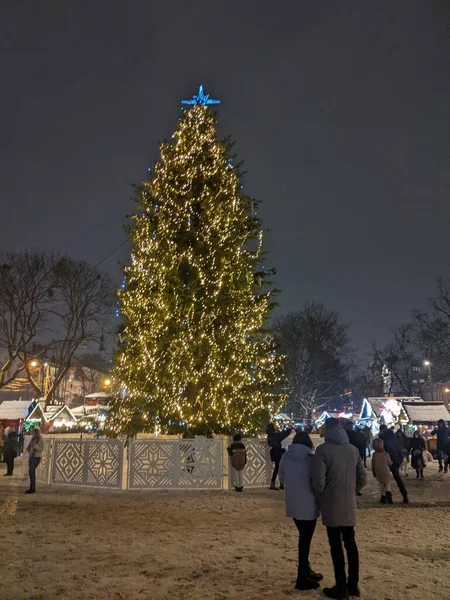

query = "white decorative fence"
[51, 439, 124, 489]
[21, 436, 279, 491]
[128, 438, 222, 490]
[36, 439, 52, 485]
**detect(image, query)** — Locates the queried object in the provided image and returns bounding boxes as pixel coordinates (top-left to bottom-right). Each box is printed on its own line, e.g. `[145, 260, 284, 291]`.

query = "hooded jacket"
[371, 448, 392, 485]
[430, 425, 449, 451]
[312, 427, 366, 527]
[279, 443, 319, 521]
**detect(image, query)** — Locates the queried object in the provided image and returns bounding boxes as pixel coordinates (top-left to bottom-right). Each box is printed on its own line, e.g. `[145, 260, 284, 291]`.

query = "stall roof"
[361, 397, 424, 419]
[403, 402, 450, 424]
[85, 392, 111, 399]
[0, 400, 35, 420]
[44, 405, 77, 423]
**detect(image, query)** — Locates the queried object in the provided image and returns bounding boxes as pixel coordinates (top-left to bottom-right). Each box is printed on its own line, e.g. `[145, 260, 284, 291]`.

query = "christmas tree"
[108, 86, 284, 436]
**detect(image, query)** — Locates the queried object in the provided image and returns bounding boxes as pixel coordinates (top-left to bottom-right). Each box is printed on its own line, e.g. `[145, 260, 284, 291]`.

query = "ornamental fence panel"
[128, 438, 222, 490]
[50, 439, 124, 489]
[228, 438, 272, 489]
[21, 435, 52, 484]
[36, 438, 52, 485]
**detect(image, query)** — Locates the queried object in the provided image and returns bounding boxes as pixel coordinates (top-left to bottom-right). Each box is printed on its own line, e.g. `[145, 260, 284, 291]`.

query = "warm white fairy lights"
[107, 104, 284, 436]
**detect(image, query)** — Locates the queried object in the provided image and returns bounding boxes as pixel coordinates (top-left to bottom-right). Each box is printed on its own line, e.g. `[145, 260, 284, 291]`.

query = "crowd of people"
[227, 417, 450, 599]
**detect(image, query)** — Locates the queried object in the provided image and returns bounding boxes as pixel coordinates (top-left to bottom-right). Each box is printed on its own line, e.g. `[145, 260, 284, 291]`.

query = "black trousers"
[4, 454, 15, 475]
[271, 456, 281, 484]
[327, 526, 359, 589]
[293, 519, 317, 582]
[29, 457, 41, 491]
[390, 464, 408, 499]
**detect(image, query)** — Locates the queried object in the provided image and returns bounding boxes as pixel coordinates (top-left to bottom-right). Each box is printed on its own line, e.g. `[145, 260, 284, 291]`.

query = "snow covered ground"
[0, 459, 449, 600]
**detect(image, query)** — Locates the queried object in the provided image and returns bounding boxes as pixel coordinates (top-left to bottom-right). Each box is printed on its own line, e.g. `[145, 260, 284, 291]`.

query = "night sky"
[1, 1, 449, 357]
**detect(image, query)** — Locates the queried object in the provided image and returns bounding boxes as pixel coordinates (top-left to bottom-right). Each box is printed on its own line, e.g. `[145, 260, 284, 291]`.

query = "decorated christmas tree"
[108, 86, 284, 436]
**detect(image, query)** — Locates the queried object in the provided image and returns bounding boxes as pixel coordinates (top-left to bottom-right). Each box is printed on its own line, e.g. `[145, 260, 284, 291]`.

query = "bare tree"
[0, 252, 54, 389]
[274, 302, 352, 419]
[23, 258, 114, 404]
[0, 252, 114, 402]
[371, 323, 422, 396]
[413, 277, 450, 381]
[351, 357, 384, 400]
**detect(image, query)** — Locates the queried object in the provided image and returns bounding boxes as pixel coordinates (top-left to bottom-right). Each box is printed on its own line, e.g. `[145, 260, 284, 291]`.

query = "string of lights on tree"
[107, 86, 285, 436]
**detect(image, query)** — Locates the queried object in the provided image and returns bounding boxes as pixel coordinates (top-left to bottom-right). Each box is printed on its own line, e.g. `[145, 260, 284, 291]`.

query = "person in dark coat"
[410, 431, 426, 479]
[279, 432, 323, 591]
[363, 425, 372, 457]
[430, 419, 449, 473]
[379, 424, 409, 504]
[395, 424, 410, 477]
[2, 431, 18, 476]
[227, 433, 247, 492]
[312, 418, 366, 600]
[266, 423, 291, 490]
[344, 422, 366, 468]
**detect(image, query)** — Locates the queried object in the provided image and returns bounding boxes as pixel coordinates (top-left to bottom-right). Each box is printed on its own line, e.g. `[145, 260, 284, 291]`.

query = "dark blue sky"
[1, 1, 449, 357]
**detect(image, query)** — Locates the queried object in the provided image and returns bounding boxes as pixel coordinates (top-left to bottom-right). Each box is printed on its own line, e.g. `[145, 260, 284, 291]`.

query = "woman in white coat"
[279, 432, 323, 591]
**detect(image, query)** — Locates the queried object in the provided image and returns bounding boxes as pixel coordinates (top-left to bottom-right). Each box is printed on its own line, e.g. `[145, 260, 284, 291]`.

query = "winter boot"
[279, 483, 285, 490]
[402, 494, 409, 504]
[269, 483, 279, 490]
[295, 578, 320, 591]
[380, 495, 387, 504]
[323, 585, 349, 599]
[420, 469, 424, 479]
[385, 491, 393, 504]
[416, 470, 420, 478]
[307, 565, 323, 581]
[347, 586, 361, 598]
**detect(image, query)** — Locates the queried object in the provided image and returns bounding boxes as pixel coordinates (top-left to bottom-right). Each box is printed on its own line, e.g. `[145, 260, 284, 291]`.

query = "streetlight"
[30, 360, 38, 368]
[103, 378, 113, 394]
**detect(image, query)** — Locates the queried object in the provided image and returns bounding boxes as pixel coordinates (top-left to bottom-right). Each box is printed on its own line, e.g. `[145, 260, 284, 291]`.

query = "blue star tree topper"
[181, 85, 221, 106]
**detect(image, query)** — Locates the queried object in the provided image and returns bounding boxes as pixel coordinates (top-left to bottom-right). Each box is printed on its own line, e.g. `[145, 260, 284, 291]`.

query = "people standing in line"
[227, 433, 246, 492]
[312, 418, 366, 600]
[26, 427, 44, 494]
[266, 422, 291, 490]
[371, 438, 393, 504]
[379, 424, 409, 504]
[410, 431, 426, 479]
[279, 432, 323, 591]
[430, 419, 449, 473]
[395, 423, 410, 477]
[2, 431, 18, 476]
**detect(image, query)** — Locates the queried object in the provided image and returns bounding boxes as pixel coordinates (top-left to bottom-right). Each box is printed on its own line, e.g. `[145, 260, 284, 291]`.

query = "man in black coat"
[343, 422, 367, 468]
[379, 424, 409, 503]
[430, 419, 449, 473]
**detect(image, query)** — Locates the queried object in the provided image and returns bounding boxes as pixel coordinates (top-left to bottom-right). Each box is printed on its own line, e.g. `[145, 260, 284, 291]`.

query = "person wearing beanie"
[312, 418, 366, 600]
